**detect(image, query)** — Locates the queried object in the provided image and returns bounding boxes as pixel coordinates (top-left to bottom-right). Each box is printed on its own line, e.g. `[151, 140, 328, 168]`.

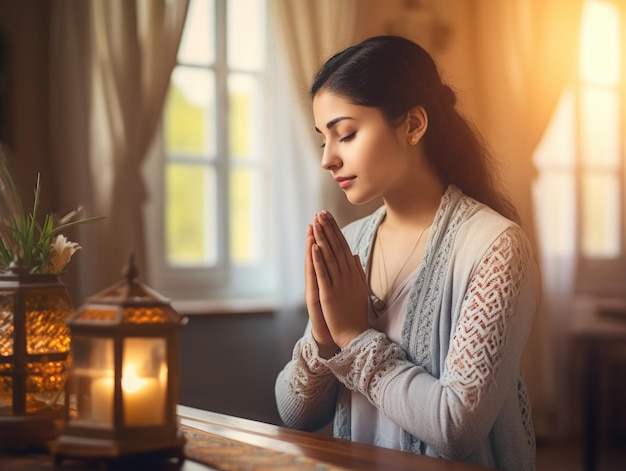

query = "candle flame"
[122, 367, 142, 393]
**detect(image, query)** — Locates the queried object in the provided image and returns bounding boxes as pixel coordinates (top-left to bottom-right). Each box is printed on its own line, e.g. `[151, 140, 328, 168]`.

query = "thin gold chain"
[375, 221, 432, 308]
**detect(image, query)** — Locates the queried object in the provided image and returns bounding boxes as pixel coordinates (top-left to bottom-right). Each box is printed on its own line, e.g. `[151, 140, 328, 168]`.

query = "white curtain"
[49, 0, 189, 303]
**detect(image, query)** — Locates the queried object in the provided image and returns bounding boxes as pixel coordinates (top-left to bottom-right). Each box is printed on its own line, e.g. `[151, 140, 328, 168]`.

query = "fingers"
[317, 211, 353, 266]
[311, 211, 354, 285]
[304, 225, 316, 282]
[305, 224, 335, 350]
[312, 223, 339, 284]
[304, 225, 320, 297]
[354, 254, 366, 284]
[308, 212, 370, 350]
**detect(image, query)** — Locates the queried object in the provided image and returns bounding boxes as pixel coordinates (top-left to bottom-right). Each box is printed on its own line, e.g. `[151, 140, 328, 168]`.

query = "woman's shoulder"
[453, 202, 535, 281]
[446, 186, 520, 235]
[443, 187, 531, 257]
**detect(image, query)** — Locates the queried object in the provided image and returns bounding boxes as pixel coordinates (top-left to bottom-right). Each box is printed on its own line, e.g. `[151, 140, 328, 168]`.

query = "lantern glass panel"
[0, 295, 13, 410]
[0, 364, 11, 410]
[74, 305, 119, 322]
[0, 287, 72, 414]
[0, 295, 14, 355]
[25, 291, 71, 354]
[124, 307, 168, 323]
[122, 337, 167, 426]
[25, 292, 72, 412]
[70, 336, 115, 425]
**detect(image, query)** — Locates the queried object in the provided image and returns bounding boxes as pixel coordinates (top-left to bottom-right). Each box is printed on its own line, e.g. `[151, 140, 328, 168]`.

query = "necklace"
[371, 221, 433, 312]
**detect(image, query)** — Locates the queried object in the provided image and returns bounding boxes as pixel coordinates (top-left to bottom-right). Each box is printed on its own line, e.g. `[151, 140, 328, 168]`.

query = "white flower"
[47, 235, 81, 274]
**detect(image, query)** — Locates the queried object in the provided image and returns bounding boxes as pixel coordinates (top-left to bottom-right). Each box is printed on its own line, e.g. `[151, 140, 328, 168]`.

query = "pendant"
[370, 293, 386, 312]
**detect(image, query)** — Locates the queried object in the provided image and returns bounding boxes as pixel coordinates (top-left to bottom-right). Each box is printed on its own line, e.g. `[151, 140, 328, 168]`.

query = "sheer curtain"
[49, 0, 188, 303]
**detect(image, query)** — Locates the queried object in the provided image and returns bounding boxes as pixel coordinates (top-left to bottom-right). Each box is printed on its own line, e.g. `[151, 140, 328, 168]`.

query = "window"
[534, 0, 625, 294]
[147, 0, 276, 300]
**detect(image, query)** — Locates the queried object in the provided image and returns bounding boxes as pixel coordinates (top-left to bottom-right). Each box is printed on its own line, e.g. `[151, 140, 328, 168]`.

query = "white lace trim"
[288, 335, 336, 400]
[324, 330, 405, 405]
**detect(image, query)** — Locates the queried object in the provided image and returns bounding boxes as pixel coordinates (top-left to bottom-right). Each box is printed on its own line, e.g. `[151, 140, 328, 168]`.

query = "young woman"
[275, 35, 538, 471]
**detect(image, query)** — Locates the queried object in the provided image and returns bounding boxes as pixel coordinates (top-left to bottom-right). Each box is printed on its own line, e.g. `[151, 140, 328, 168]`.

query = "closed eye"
[319, 132, 355, 148]
[339, 132, 356, 143]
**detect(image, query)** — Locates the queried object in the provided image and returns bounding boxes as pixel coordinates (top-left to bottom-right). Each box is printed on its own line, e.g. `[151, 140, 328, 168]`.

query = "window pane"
[230, 167, 262, 263]
[165, 67, 216, 157]
[227, 0, 265, 70]
[579, 0, 620, 85]
[582, 173, 620, 258]
[178, 0, 215, 65]
[166, 163, 217, 266]
[580, 86, 620, 169]
[229, 74, 262, 160]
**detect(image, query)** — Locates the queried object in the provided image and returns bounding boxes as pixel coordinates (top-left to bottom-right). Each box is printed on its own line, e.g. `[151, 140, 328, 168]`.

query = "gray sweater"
[275, 186, 538, 470]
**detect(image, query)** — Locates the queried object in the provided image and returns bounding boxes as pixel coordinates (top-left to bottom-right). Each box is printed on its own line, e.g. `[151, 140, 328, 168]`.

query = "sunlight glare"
[579, 1, 621, 85]
[178, 0, 214, 65]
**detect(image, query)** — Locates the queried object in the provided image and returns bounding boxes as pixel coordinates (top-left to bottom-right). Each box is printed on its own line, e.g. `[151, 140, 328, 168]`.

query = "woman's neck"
[382, 176, 445, 231]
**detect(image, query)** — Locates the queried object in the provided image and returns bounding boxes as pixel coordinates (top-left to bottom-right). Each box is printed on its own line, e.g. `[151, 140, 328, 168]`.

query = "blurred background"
[0, 0, 625, 469]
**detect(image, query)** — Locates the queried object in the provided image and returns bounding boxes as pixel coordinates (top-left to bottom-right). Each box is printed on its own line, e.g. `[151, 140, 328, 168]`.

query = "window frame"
[573, 0, 626, 295]
[144, 0, 276, 301]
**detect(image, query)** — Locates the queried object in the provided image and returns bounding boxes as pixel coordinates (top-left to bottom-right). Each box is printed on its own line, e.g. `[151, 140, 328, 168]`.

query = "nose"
[320, 144, 342, 171]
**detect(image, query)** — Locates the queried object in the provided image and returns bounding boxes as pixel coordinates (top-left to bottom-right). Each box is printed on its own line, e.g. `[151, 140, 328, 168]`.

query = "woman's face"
[312, 90, 416, 205]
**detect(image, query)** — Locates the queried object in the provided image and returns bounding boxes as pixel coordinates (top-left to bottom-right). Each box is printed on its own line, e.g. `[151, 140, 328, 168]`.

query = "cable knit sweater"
[275, 186, 538, 471]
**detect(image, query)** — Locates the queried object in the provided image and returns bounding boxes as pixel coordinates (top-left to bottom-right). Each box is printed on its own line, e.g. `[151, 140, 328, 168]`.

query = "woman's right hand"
[305, 219, 338, 358]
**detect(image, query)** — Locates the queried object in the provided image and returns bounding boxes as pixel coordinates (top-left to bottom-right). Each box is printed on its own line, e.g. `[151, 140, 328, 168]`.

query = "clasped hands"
[305, 210, 370, 358]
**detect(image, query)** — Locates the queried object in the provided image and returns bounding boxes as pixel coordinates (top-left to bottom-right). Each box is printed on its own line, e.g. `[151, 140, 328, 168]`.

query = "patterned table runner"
[183, 427, 346, 471]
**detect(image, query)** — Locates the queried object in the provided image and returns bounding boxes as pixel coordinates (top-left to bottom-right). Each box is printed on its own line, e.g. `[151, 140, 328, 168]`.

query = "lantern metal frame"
[0, 266, 72, 450]
[52, 258, 186, 464]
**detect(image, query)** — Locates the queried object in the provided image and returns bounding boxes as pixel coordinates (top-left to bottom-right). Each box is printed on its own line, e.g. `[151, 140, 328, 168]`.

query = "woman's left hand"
[311, 210, 370, 349]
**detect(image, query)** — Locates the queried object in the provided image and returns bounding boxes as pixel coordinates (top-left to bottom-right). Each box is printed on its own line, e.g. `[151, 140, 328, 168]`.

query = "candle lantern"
[0, 264, 73, 449]
[52, 256, 186, 464]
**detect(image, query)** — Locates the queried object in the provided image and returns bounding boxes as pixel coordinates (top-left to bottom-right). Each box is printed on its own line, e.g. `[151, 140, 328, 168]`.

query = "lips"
[335, 176, 356, 189]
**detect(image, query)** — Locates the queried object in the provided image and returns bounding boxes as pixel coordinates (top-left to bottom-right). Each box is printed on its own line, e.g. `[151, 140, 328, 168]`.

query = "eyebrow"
[315, 116, 354, 133]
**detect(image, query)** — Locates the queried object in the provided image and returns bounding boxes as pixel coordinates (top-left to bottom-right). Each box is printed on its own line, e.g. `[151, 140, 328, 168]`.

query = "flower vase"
[0, 269, 73, 450]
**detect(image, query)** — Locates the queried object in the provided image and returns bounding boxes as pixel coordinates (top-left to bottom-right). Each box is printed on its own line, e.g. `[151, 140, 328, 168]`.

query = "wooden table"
[0, 405, 490, 470]
[177, 405, 489, 470]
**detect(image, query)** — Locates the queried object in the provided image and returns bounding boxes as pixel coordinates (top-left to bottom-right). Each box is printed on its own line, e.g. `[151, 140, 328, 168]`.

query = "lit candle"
[121, 368, 164, 426]
[90, 368, 164, 426]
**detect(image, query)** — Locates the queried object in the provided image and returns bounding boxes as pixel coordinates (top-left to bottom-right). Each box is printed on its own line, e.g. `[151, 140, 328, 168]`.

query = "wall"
[0, 0, 54, 212]
[178, 307, 308, 425]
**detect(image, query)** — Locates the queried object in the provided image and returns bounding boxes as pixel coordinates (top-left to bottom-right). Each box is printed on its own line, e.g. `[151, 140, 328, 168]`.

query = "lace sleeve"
[440, 225, 532, 410]
[323, 329, 409, 405]
[274, 333, 339, 431]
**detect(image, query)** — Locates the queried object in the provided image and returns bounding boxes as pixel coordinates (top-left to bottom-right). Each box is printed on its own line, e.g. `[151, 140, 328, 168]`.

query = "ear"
[406, 106, 428, 145]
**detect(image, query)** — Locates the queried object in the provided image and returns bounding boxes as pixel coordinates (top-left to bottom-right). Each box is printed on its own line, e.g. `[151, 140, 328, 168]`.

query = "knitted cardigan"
[275, 186, 538, 471]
